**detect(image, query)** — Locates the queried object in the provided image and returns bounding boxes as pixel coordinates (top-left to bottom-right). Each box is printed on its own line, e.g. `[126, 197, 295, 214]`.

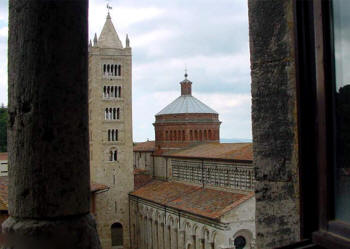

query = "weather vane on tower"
[107, 0, 112, 15]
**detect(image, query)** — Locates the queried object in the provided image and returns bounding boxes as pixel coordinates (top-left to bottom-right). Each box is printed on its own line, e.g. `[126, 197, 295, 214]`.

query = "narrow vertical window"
[109, 108, 113, 120]
[115, 86, 118, 98]
[111, 130, 115, 141]
[108, 130, 111, 141]
[118, 65, 121, 76]
[118, 86, 121, 98]
[114, 150, 117, 161]
[105, 108, 108, 120]
[111, 86, 114, 97]
[103, 86, 106, 97]
[117, 108, 120, 119]
[107, 64, 110, 75]
[113, 108, 116, 120]
[103, 64, 106, 74]
[114, 65, 118, 76]
[115, 129, 118, 141]
[107, 86, 110, 98]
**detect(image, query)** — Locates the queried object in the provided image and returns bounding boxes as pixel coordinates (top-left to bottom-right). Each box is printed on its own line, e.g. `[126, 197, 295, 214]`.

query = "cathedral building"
[132, 77, 256, 249]
[88, 13, 133, 249]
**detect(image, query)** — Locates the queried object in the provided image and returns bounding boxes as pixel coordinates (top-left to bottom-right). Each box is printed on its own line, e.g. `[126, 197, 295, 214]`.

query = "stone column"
[3, 0, 101, 248]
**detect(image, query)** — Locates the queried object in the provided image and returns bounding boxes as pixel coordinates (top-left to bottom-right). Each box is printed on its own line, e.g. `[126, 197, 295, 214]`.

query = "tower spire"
[93, 33, 98, 46]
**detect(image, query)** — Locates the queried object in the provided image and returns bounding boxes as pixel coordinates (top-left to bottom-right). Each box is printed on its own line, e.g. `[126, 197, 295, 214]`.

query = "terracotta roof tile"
[133, 141, 155, 152]
[131, 181, 199, 205]
[166, 143, 253, 161]
[130, 181, 253, 220]
[134, 169, 153, 190]
[90, 182, 109, 192]
[168, 188, 254, 219]
[0, 153, 8, 161]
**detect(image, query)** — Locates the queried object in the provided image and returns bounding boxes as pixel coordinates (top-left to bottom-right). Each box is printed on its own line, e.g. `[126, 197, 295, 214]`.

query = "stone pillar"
[3, 0, 101, 248]
[248, 0, 300, 248]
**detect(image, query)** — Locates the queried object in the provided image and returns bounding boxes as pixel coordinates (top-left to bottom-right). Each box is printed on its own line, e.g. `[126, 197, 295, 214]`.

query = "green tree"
[0, 106, 7, 152]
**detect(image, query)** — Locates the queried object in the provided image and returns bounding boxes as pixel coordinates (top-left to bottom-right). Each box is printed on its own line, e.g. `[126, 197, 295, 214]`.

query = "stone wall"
[89, 27, 133, 249]
[248, 0, 300, 248]
[129, 197, 256, 249]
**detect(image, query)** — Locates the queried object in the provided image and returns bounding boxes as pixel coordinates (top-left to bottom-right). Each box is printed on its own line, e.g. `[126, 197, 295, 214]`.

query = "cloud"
[0, 27, 7, 38]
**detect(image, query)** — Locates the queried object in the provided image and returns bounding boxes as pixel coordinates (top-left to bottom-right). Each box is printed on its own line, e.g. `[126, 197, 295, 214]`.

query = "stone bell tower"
[88, 13, 133, 249]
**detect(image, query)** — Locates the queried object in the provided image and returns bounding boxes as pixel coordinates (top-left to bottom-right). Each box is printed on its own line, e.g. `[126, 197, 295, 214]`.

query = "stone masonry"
[248, 0, 301, 248]
[88, 14, 134, 249]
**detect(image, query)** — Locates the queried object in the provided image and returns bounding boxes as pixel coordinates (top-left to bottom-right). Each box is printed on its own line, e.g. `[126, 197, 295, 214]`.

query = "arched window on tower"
[107, 86, 110, 98]
[107, 64, 110, 75]
[105, 108, 108, 120]
[115, 129, 118, 141]
[117, 108, 120, 119]
[114, 150, 118, 161]
[118, 65, 121, 76]
[114, 65, 118, 76]
[111, 64, 114, 76]
[111, 86, 114, 97]
[118, 86, 121, 98]
[108, 130, 111, 141]
[115, 86, 118, 98]
[103, 86, 106, 98]
[113, 108, 116, 120]
[103, 64, 106, 75]
[111, 130, 115, 141]
[111, 223, 123, 247]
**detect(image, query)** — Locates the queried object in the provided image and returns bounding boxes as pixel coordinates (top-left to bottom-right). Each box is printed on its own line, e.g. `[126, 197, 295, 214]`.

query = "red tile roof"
[133, 141, 155, 152]
[90, 182, 109, 192]
[0, 153, 8, 161]
[165, 143, 253, 161]
[134, 169, 153, 190]
[130, 180, 254, 220]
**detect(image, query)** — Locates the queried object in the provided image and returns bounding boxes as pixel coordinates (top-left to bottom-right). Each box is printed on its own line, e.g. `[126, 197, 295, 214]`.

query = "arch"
[111, 222, 123, 247]
[118, 86, 121, 97]
[117, 108, 120, 119]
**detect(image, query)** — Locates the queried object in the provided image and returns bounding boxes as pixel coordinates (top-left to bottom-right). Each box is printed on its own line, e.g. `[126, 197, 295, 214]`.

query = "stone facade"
[248, 0, 301, 248]
[89, 14, 133, 249]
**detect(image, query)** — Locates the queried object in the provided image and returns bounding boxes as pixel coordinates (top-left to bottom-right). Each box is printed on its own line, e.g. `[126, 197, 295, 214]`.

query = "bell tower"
[88, 13, 133, 249]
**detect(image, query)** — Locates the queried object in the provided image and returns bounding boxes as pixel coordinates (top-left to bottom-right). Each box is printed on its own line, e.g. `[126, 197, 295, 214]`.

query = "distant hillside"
[220, 138, 252, 143]
[0, 107, 7, 152]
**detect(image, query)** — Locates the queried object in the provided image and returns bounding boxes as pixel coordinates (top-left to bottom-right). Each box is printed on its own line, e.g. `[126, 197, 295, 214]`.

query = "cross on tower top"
[107, 1, 112, 14]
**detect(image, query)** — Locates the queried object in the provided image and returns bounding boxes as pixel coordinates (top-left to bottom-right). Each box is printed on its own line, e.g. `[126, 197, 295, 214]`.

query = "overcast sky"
[0, 0, 251, 142]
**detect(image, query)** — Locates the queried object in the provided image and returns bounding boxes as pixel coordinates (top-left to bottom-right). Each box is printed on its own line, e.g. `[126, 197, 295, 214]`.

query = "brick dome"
[154, 75, 221, 150]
